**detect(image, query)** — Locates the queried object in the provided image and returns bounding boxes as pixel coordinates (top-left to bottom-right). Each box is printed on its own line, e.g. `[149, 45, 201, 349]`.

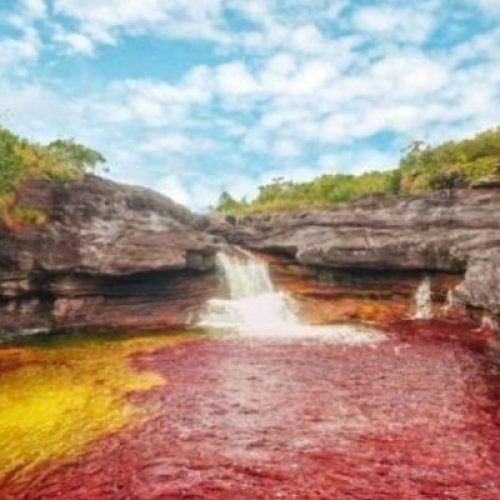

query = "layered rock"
[0, 176, 219, 336]
[211, 188, 500, 315]
[2, 176, 499, 337]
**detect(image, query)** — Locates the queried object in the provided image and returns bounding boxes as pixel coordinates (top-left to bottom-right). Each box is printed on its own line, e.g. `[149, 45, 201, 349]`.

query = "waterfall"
[413, 276, 433, 320]
[216, 251, 277, 299]
[199, 250, 299, 333]
[478, 315, 499, 332]
[199, 249, 384, 342]
[443, 289, 460, 314]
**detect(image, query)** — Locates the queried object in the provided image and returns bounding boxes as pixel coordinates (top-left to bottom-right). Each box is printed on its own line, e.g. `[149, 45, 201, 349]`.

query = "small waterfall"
[199, 249, 384, 342]
[443, 289, 460, 314]
[216, 251, 276, 299]
[199, 250, 300, 333]
[478, 315, 499, 332]
[413, 276, 433, 320]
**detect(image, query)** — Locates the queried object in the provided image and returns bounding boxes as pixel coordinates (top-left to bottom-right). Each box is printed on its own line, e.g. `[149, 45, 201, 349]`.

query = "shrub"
[0, 128, 23, 194]
[0, 125, 107, 226]
[47, 139, 107, 173]
[216, 126, 500, 214]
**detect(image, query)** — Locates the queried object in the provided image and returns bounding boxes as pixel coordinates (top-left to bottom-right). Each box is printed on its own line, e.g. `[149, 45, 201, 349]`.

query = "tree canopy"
[47, 139, 107, 173]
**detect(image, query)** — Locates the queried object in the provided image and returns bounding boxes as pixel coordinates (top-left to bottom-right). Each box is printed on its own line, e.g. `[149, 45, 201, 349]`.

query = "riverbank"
[0, 175, 218, 337]
[210, 187, 500, 321]
[1, 174, 499, 338]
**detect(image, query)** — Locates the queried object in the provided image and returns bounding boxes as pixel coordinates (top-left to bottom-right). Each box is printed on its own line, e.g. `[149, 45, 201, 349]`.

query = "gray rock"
[0, 175, 219, 336]
[3, 175, 217, 275]
[214, 189, 500, 315]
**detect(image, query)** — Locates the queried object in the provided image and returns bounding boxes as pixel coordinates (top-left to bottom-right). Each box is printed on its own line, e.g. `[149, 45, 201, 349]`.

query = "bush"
[47, 139, 106, 173]
[0, 128, 24, 194]
[216, 126, 500, 214]
[0, 125, 107, 226]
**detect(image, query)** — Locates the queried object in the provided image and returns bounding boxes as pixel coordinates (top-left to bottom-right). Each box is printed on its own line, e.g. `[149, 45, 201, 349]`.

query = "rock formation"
[1, 175, 499, 338]
[0, 176, 218, 336]
[210, 188, 500, 315]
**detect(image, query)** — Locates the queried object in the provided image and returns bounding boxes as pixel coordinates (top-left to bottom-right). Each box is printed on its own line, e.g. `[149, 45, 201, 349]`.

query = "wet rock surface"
[2, 179, 500, 336]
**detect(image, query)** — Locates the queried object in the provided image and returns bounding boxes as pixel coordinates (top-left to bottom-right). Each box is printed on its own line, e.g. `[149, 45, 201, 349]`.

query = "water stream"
[0, 252, 499, 498]
[199, 249, 382, 342]
[413, 276, 433, 320]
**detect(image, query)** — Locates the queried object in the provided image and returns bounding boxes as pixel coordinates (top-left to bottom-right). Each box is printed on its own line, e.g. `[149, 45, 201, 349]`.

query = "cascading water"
[199, 249, 383, 342]
[478, 314, 499, 332]
[199, 250, 297, 333]
[442, 289, 460, 314]
[413, 276, 433, 319]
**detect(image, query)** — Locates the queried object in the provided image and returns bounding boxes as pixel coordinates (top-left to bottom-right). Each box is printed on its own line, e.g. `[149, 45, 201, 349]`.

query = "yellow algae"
[0, 330, 200, 479]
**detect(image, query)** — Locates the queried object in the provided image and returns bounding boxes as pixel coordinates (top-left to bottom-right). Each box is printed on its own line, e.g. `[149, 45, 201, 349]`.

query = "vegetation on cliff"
[0, 126, 106, 226]
[216, 127, 500, 214]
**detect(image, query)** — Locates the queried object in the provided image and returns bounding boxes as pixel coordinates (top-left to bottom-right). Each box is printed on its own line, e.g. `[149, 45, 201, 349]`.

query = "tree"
[47, 139, 107, 173]
[215, 192, 243, 213]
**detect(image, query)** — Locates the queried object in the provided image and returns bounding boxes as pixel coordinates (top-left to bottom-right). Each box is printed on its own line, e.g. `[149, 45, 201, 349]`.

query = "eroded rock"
[211, 189, 500, 315]
[0, 176, 219, 336]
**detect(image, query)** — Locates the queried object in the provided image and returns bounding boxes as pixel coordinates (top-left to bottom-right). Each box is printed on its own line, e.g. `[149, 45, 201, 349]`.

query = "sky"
[0, 0, 499, 210]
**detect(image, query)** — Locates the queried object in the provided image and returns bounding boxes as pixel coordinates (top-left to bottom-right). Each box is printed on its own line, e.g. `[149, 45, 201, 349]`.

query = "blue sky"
[1, 0, 499, 210]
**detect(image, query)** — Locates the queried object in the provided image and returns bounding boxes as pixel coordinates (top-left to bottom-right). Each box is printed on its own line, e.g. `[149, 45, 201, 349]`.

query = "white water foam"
[413, 276, 433, 320]
[199, 249, 383, 343]
[442, 289, 461, 315]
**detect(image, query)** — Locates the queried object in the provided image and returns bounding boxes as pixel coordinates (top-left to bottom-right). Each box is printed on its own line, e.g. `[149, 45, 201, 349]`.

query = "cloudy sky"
[1, 0, 499, 209]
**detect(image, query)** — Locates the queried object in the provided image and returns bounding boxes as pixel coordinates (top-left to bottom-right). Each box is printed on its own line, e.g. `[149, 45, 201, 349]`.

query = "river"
[0, 252, 499, 499]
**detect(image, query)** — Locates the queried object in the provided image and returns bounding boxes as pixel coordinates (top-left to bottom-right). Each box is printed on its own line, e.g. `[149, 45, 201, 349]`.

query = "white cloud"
[1, 0, 500, 211]
[157, 175, 191, 206]
[289, 25, 326, 54]
[141, 133, 214, 155]
[273, 139, 301, 158]
[53, 30, 95, 56]
[140, 134, 192, 155]
[216, 62, 259, 96]
[98, 74, 212, 128]
[0, 27, 41, 74]
[21, 0, 47, 18]
[369, 52, 449, 96]
[52, 0, 230, 49]
[258, 165, 324, 186]
[288, 59, 335, 95]
[319, 150, 399, 175]
[352, 5, 435, 43]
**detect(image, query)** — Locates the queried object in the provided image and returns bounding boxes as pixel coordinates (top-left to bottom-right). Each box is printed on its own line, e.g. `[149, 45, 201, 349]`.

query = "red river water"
[1, 320, 499, 499]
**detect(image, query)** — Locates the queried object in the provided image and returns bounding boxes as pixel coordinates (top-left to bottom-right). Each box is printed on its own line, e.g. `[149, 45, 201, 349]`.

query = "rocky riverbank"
[210, 187, 500, 317]
[0, 175, 218, 336]
[1, 175, 499, 337]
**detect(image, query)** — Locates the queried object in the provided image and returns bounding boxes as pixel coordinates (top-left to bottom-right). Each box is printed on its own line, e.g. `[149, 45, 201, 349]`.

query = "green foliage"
[0, 125, 107, 226]
[216, 170, 401, 214]
[399, 128, 500, 193]
[13, 205, 47, 226]
[0, 127, 24, 194]
[215, 191, 246, 213]
[216, 126, 500, 214]
[47, 139, 107, 173]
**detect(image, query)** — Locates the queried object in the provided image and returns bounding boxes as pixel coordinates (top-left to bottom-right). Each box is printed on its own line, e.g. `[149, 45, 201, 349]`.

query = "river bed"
[0, 323, 499, 499]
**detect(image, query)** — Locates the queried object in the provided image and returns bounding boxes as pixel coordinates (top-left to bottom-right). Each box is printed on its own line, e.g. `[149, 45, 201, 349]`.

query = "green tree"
[47, 139, 107, 173]
[216, 191, 243, 213]
[215, 126, 500, 214]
